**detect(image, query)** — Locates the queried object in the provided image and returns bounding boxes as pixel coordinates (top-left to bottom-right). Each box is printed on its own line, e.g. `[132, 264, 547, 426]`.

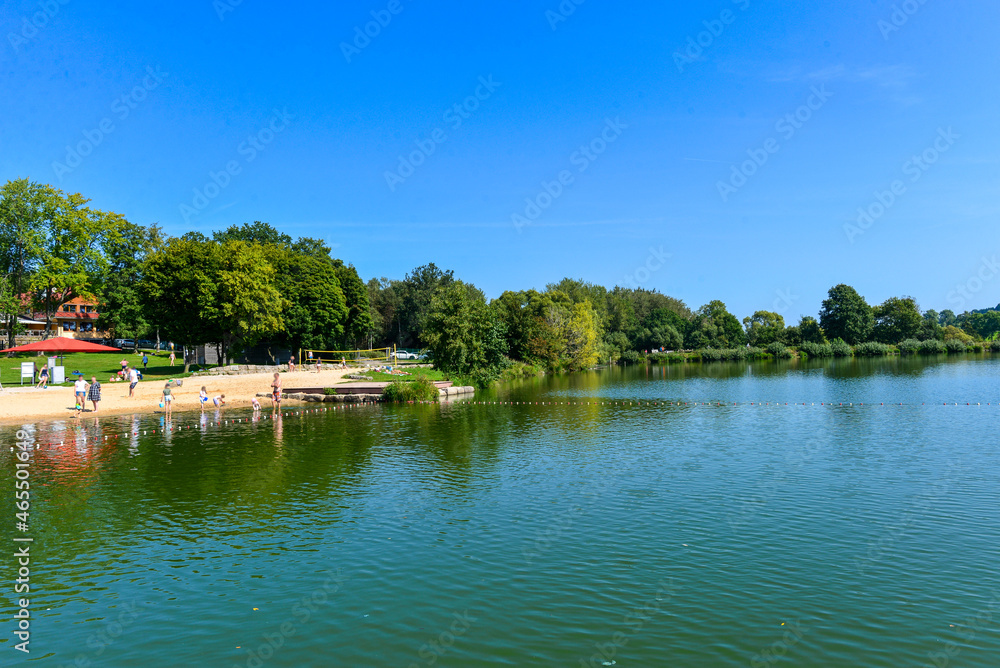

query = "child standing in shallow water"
[271, 373, 281, 410]
[199, 386, 209, 410]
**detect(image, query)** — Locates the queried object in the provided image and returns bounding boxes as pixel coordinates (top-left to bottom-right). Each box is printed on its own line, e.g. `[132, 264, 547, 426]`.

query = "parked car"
[113, 339, 135, 348]
[391, 351, 417, 360]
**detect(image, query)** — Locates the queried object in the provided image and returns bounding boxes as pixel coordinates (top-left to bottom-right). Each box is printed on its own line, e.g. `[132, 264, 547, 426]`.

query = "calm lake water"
[2, 356, 999, 667]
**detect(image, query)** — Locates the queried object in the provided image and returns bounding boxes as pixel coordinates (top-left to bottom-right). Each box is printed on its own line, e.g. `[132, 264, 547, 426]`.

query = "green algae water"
[2, 356, 999, 666]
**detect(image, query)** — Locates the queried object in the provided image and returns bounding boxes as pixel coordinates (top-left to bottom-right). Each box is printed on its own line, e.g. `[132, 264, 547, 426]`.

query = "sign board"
[20, 362, 35, 385]
[52, 366, 66, 384]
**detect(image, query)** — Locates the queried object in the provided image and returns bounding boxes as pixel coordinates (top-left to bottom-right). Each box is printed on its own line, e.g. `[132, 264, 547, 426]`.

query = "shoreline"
[0, 368, 359, 426]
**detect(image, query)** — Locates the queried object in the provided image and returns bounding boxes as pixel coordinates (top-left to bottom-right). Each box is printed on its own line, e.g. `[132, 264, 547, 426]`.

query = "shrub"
[854, 341, 892, 357]
[800, 342, 833, 358]
[619, 350, 646, 366]
[945, 339, 968, 354]
[498, 361, 544, 382]
[830, 338, 853, 357]
[650, 352, 686, 364]
[919, 339, 947, 355]
[991, 340, 1000, 353]
[745, 346, 767, 360]
[382, 375, 439, 402]
[766, 342, 792, 359]
[898, 339, 921, 355]
[971, 343, 984, 353]
[698, 348, 722, 362]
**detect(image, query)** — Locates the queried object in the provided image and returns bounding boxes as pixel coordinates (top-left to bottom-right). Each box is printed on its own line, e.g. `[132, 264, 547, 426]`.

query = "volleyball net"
[302, 347, 391, 364]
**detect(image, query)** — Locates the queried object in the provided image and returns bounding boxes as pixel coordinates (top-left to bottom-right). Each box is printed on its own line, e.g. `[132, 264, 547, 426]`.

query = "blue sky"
[3, 0, 998, 320]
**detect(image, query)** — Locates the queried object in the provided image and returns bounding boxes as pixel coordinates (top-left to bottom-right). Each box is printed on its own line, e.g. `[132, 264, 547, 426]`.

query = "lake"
[2, 355, 999, 666]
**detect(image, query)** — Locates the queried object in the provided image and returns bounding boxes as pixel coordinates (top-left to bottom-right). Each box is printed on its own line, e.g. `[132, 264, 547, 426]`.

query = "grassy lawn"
[0, 351, 211, 387]
[355, 369, 447, 383]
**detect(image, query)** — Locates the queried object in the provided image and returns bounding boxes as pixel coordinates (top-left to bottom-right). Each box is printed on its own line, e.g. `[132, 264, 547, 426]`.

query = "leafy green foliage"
[829, 338, 853, 357]
[766, 341, 792, 359]
[854, 341, 892, 357]
[382, 375, 439, 402]
[800, 342, 833, 358]
[423, 281, 509, 386]
[619, 350, 645, 365]
[744, 311, 786, 346]
[820, 284, 873, 345]
[919, 339, 947, 355]
[872, 297, 922, 344]
[334, 262, 374, 349]
[945, 339, 969, 354]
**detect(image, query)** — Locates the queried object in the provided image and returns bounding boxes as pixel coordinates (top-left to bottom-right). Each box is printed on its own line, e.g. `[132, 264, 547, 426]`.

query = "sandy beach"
[0, 367, 359, 425]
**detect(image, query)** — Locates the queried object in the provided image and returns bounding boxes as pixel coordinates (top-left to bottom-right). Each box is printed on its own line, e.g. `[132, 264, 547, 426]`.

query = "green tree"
[396, 263, 454, 347]
[142, 237, 224, 370]
[819, 284, 873, 345]
[29, 190, 125, 337]
[636, 308, 684, 350]
[743, 311, 786, 346]
[938, 310, 957, 327]
[0, 179, 49, 346]
[872, 296, 922, 344]
[98, 222, 163, 346]
[212, 221, 292, 247]
[269, 247, 347, 354]
[207, 240, 287, 363]
[424, 281, 508, 385]
[963, 310, 1000, 340]
[689, 300, 744, 347]
[334, 262, 373, 349]
[798, 316, 827, 344]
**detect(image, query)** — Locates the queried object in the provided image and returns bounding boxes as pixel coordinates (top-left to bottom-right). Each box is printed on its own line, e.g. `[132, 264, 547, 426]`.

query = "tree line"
[3, 179, 998, 381]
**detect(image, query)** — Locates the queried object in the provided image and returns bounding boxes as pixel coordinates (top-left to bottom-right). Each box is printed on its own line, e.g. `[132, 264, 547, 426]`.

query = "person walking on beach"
[288, 355, 296, 372]
[74, 375, 88, 409]
[128, 366, 139, 398]
[88, 376, 101, 413]
[120, 357, 129, 374]
[36, 364, 49, 389]
[162, 382, 173, 417]
[271, 372, 282, 409]
[142, 352, 149, 369]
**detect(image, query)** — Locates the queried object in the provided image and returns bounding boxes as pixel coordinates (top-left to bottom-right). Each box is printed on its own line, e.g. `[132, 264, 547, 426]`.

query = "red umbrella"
[3, 337, 121, 353]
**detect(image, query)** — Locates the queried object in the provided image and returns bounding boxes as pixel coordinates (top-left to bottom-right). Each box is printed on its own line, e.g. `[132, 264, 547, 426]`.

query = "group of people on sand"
[72, 376, 102, 416]
[63, 362, 309, 417]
